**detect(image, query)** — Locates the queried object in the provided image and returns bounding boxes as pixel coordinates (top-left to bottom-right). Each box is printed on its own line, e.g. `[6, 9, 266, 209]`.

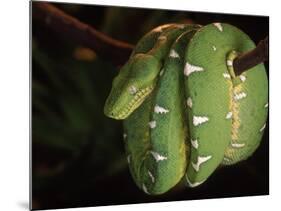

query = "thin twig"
[32, 2, 134, 65]
[233, 36, 269, 75]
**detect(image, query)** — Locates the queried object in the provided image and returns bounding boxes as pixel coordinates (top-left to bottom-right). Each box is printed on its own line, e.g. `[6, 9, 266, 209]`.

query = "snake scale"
[104, 23, 268, 195]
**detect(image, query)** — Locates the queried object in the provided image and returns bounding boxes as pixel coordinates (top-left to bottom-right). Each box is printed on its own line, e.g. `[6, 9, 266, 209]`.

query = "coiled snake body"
[104, 23, 268, 195]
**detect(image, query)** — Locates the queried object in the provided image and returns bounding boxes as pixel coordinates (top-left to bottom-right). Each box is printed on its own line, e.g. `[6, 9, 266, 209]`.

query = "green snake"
[104, 23, 268, 195]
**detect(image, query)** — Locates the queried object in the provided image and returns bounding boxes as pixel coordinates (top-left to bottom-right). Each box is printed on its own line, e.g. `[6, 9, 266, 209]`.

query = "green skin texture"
[124, 31, 195, 194]
[104, 24, 201, 119]
[104, 23, 268, 195]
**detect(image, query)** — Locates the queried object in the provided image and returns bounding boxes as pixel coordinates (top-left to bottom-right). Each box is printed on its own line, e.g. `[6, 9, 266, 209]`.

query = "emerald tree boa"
[104, 23, 268, 195]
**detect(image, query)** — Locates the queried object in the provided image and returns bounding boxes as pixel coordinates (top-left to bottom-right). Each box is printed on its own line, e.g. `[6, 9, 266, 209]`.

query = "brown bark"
[233, 36, 268, 75]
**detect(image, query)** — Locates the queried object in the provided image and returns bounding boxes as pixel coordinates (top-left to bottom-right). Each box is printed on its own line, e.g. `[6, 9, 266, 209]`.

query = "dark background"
[32, 1, 269, 210]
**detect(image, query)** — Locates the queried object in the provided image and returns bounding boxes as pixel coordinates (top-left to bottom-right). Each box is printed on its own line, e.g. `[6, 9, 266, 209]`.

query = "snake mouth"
[109, 85, 154, 120]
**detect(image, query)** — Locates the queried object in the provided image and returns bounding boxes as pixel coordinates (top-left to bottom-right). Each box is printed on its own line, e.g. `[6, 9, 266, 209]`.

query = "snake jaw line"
[111, 85, 154, 119]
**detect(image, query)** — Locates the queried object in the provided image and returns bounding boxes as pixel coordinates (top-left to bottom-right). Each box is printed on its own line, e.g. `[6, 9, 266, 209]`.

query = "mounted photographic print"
[31, 1, 269, 210]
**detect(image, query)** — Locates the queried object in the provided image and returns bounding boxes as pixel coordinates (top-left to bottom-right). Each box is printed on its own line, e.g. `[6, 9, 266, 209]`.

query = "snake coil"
[104, 23, 268, 195]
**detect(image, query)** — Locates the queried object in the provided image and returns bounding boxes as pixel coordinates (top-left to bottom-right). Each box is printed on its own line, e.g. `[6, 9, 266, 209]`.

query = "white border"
[34, 0, 270, 16]
[1, 0, 280, 211]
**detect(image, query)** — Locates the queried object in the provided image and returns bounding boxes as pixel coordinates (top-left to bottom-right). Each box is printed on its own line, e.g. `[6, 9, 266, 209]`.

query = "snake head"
[104, 54, 161, 119]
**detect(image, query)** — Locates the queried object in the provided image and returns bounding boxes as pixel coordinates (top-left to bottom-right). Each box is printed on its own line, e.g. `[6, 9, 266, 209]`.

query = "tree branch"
[32, 2, 134, 65]
[233, 36, 268, 75]
[32, 2, 268, 73]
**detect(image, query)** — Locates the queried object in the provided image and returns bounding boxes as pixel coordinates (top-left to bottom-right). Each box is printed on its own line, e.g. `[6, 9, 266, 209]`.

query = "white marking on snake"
[169, 49, 180, 58]
[239, 75, 246, 82]
[158, 35, 167, 41]
[176, 24, 185, 29]
[128, 85, 137, 95]
[123, 133, 127, 139]
[187, 97, 193, 108]
[153, 26, 163, 32]
[186, 176, 205, 187]
[127, 155, 131, 164]
[212, 46, 217, 51]
[150, 151, 167, 162]
[264, 102, 268, 108]
[184, 62, 204, 76]
[223, 157, 231, 162]
[148, 121, 156, 129]
[227, 60, 233, 66]
[142, 184, 150, 194]
[148, 170, 155, 183]
[159, 68, 164, 76]
[226, 112, 233, 119]
[191, 139, 199, 149]
[234, 92, 247, 101]
[231, 142, 245, 148]
[153, 24, 172, 32]
[260, 123, 266, 132]
[153, 28, 162, 33]
[223, 73, 231, 79]
[193, 116, 209, 126]
[213, 23, 223, 31]
[154, 105, 169, 114]
[192, 155, 212, 172]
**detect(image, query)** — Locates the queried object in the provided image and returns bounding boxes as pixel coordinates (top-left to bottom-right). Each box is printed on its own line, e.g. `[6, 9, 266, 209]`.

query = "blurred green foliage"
[32, 36, 126, 184]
